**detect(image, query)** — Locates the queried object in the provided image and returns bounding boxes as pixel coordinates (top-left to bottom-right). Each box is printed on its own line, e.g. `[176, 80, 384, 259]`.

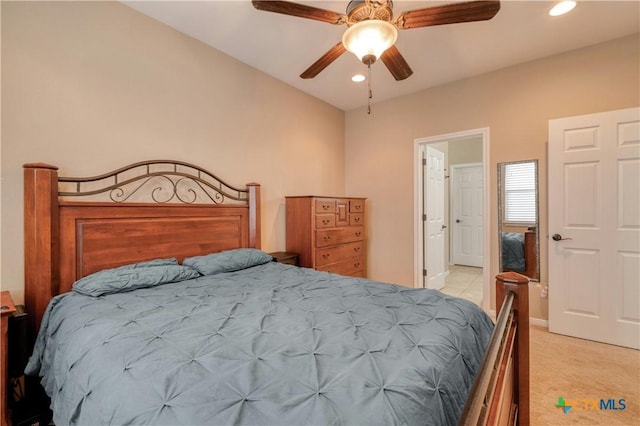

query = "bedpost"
[496, 271, 530, 426]
[23, 163, 60, 342]
[247, 183, 261, 249]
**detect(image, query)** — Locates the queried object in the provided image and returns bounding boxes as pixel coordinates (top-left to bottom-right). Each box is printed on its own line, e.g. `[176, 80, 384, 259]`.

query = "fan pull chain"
[367, 64, 372, 115]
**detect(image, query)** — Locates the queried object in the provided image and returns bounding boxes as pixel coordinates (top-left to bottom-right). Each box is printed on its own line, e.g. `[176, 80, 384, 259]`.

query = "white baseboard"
[529, 317, 549, 328]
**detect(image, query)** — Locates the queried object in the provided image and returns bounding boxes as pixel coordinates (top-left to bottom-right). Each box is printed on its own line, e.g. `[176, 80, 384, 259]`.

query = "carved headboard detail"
[57, 160, 251, 204]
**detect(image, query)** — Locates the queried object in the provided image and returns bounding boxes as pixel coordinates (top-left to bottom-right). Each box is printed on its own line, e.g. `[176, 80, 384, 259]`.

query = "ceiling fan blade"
[380, 46, 413, 81]
[252, 1, 347, 25]
[394, 1, 501, 30]
[300, 42, 347, 79]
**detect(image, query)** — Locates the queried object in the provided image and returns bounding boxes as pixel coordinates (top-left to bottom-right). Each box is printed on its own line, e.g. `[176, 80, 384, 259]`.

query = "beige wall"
[345, 34, 640, 320]
[1, 1, 345, 304]
[449, 136, 482, 166]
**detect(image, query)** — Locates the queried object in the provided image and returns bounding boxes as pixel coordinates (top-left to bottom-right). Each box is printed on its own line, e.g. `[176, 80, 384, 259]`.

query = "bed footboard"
[459, 272, 530, 426]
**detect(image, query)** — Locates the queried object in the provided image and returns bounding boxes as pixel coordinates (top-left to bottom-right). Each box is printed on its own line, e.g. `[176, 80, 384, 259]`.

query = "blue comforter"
[26, 262, 493, 425]
[501, 232, 525, 272]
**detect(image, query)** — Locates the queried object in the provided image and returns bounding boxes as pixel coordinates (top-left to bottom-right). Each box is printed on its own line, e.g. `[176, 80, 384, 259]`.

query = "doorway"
[414, 128, 490, 310]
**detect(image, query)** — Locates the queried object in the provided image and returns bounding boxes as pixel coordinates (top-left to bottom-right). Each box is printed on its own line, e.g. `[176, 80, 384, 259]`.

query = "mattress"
[26, 261, 494, 425]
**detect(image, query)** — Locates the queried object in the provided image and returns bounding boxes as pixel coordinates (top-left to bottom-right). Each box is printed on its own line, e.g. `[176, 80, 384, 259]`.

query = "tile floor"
[439, 264, 483, 306]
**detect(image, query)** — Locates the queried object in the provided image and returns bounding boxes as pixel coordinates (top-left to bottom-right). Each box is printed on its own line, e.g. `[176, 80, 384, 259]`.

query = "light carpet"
[530, 326, 639, 425]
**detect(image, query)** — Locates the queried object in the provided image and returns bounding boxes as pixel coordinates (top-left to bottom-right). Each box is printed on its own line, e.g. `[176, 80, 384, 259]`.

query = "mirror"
[498, 160, 539, 281]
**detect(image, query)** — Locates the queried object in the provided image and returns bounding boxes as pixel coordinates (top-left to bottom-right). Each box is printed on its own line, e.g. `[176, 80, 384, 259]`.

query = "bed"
[501, 231, 538, 280]
[501, 232, 526, 273]
[22, 160, 530, 426]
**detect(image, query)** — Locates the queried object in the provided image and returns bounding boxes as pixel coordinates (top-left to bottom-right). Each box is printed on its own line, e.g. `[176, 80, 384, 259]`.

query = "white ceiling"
[124, 1, 640, 111]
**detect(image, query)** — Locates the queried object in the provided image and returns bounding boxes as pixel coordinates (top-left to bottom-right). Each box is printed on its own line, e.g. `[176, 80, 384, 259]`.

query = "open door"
[423, 146, 446, 289]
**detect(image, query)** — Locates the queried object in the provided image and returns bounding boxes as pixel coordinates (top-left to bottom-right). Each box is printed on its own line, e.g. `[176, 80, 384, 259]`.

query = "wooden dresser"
[286, 196, 366, 277]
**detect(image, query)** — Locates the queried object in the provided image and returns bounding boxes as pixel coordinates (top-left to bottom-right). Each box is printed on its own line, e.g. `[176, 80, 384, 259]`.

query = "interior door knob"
[552, 233, 572, 241]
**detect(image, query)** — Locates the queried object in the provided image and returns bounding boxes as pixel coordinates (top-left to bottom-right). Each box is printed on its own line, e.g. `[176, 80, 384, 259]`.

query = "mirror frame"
[497, 159, 540, 282]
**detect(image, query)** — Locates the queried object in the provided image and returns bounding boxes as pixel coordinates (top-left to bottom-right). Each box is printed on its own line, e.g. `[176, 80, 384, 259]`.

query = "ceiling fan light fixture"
[342, 20, 398, 65]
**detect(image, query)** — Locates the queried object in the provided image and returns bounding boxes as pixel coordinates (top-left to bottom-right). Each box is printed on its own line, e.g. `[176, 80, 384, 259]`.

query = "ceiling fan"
[252, 0, 501, 81]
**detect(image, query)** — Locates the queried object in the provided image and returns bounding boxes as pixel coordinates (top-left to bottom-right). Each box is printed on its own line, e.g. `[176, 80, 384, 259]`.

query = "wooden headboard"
[23, 160, 261, 339]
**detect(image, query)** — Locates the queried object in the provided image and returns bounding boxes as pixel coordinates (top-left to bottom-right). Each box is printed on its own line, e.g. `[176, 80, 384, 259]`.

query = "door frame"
[413, 128, 490, 310]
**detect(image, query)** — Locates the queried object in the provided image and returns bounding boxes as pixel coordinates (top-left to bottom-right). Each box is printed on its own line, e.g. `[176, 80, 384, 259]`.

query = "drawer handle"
[354, 247, 360, 253]
[322, 253, 330, 259]
[322, 219, 330, 224]
[353, 217, 360, 223]
[355, 232, 362, 237]
[322, 205, 330, 210]
[355, 205, 361, 210]
[354, 262, 360, 268]
[324, 235, 332, 241]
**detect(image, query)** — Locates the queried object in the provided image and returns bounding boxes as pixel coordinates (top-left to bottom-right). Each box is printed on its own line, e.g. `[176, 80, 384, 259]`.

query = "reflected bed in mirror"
[498, 160, 539, 281]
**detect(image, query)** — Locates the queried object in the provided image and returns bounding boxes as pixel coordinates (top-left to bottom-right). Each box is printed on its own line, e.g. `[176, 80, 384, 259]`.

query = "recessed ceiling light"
[549, 1, 577, 16]
[351, 74, 366, 83]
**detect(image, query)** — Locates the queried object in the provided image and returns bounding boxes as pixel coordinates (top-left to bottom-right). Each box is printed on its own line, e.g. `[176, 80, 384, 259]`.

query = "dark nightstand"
[1, 291, 16, 426]
[270, 251, 299, 266]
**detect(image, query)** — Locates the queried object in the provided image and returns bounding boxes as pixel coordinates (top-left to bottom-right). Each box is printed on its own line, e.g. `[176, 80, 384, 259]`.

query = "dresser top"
[285, 196, 366, 199]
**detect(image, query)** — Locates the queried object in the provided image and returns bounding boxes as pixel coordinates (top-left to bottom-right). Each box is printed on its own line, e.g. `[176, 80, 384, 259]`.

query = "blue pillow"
[73, 262, 201, 297]
[183, 248, 273, 276]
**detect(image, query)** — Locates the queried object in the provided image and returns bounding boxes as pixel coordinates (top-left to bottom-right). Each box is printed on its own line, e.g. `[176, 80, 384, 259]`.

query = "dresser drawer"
[315, 214, 336, 229]
[316, 256, 364, 276]
[316, 226, 364, 248]
[315, 241, 364, 266]
[349, 213, 364, 226]
[315, 199, 336, 213]
[350, 199, 365, 213]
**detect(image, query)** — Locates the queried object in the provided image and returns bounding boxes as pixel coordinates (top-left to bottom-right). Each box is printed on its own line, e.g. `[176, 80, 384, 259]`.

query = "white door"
[424, 146, 446, 289]
[451, 164, 484, 267]
[549, 107, 640, 350]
